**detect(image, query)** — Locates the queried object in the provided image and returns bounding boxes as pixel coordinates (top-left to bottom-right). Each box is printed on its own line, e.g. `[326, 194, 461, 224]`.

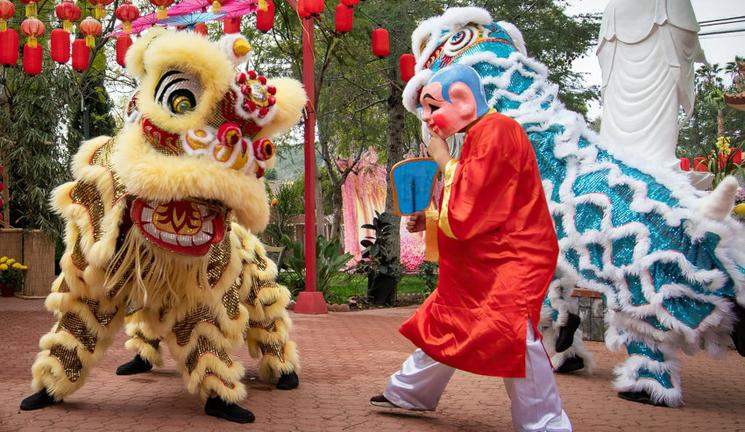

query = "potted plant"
[0, 256, 28, 297]
[358, 212, 401, 306]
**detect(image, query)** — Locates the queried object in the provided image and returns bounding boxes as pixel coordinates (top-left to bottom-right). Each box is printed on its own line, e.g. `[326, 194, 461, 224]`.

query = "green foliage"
[416, 261, 439, 294]
[326, 274, 429, 305]
[356, 211, 401, 279]
[278, 234, 352, 301]
[679, 62, 745, 159]
[265, 181, 305, 246]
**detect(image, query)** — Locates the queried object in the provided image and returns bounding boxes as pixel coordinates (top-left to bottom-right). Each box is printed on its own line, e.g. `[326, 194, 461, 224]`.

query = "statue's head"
[419, 64, 489, 138]
[118, 29, 306, 256]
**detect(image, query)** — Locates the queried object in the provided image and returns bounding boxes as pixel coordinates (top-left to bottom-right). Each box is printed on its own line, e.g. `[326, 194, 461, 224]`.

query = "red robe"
[399, 112, 558, 378]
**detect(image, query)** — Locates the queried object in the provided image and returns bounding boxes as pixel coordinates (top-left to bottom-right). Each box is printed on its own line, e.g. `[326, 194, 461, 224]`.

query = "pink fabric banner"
[340, 150, 425, 272]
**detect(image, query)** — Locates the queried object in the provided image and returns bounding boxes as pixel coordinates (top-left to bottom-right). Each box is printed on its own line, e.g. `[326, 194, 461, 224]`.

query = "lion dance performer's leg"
[541, 280, 594, 374]
[606, 312, 682, 407]
[116, 313, 163, 375]
[237, 227, 299, 389]
[22, 231, 127, 410]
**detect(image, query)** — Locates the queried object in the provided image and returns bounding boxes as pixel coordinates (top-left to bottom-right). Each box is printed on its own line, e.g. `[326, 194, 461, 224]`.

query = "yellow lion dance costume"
[19, 29, 306, 424]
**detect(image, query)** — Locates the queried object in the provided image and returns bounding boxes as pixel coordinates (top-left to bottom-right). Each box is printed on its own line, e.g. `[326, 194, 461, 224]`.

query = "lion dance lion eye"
[171, 94, 194, 114]
[442, 27, 477, 57]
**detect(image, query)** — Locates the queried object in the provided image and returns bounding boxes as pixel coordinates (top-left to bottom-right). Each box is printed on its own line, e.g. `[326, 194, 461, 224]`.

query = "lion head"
[111, 29, 306, 257]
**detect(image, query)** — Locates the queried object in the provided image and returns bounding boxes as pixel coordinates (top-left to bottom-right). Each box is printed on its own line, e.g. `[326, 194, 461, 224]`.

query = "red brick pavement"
[0, 297, 744, 432]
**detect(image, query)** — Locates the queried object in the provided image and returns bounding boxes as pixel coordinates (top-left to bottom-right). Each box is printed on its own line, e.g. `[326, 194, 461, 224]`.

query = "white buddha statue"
[598, 0, 706, 170]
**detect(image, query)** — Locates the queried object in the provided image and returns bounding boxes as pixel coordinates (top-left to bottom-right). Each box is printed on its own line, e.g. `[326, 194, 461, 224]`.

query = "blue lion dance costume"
[403, 7, 745, 407]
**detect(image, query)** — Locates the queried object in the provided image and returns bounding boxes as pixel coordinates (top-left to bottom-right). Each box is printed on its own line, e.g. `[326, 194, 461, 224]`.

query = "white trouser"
[384, 322, 572, 432]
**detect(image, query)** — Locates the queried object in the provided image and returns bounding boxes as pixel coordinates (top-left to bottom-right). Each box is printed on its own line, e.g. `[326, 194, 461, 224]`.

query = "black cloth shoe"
[555, 313, 581, 353]
[204, 397, 255, 423]
[731, 301, 745, 357]
[20, 389, 59, 411]
[276, 371, 299, 390]
[555, 355, 584, 374]
[369, 394, 399, 409]
[618, 390, 670, 407]
[115, 354, 153, 375]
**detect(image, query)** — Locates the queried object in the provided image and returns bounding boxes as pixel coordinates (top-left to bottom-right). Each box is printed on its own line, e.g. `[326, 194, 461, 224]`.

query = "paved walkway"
[0, 297, 743, 432]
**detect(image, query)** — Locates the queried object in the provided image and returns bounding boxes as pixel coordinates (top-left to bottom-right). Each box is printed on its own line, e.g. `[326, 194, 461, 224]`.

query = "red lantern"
[194, 22, 207, 35]
[678, 157, 690, 171]
[334, 3, 352, 33]
[20, 16, 44, 48]
[55, 0, 81, 32]
[223, 16, 240, 34]
[297, 0, 311, 18]
[0, 28, 19, 65]
[306, 0, 323, 16]
[115, 0, 139, 34]
[22, 43, 41, 75]
[79, 16, 101, 48]
[0, 0, 15, 32]
[340, 0, 358, 6]
[150, 0, 174, 20]
[50, 28, 70, 63]
[372, 27, 389, 58]
[72, 38, 89, 71]
[256, 0, 274, 33]
[115, 33, 131, 67]
[399, 53, 415, 81]
[733, 148, 742, 165]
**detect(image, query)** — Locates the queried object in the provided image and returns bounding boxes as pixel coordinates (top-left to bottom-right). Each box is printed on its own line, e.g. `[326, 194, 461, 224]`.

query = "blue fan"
[390, 158, 439, 216]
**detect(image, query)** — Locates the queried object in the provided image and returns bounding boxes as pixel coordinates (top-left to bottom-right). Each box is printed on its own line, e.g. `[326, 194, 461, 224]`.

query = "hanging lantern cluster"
[115, 0, 139, 67]
[51, 0, 81, 64]
[150, 0, 174, 20]
[256, 0, 274, 33]
[371, 27, 389, 58]
[0, 0, 18, 66]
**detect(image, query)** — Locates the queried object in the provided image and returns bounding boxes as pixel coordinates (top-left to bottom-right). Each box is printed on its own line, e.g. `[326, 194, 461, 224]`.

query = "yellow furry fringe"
[31, 351, 80, 401]
[200, 374, 248, 403]
[184, 354, 246, 399]
[257, 341, 299, 382]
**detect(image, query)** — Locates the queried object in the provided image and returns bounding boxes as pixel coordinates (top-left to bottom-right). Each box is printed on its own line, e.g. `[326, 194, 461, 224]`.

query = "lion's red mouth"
[131, 198, 226, 256]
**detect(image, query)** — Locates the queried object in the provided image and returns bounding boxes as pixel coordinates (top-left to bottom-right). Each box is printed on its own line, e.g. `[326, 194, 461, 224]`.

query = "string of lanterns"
[0, 0, 414, 82]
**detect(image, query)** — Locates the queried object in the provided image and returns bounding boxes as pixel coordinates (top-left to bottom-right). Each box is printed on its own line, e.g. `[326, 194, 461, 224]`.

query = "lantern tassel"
[211, 0, 221, 13]
[0, 19, 5, 32]
[63, 19, 72, 32]
[85, 34, 94, 48]
[27, 36, 37, 48]
[258, 0, 267, 11]
[123, 21, 132, 33]
[95, 4, 104, 19]
[157, 7, 167, 20]
[25, 3, 37, 17]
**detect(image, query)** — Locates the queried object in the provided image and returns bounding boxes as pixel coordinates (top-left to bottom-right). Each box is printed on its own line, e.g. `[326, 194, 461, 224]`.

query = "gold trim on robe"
[438, 159, 458, 239]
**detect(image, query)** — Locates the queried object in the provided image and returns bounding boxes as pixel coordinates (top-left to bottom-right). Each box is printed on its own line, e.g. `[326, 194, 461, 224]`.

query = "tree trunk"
[384, 54, 406, 282]
[717, 109, 725, 138]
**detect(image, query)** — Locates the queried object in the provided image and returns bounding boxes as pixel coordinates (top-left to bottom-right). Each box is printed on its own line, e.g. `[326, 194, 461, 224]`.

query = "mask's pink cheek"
[432, 112, 449, 130]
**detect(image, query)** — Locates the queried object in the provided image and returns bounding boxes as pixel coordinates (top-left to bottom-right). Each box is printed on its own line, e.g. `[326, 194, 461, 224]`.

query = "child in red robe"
[370, 64, 572, 432]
